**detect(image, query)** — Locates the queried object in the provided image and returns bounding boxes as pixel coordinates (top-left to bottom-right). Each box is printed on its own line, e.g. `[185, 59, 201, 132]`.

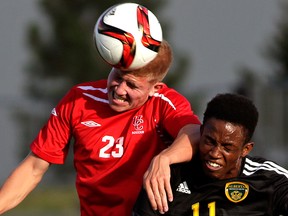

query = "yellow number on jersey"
[192, 201, 216, 216]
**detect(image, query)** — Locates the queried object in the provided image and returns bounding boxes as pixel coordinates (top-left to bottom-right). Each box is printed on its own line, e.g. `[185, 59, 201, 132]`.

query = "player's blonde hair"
[127, 40, 173, 83]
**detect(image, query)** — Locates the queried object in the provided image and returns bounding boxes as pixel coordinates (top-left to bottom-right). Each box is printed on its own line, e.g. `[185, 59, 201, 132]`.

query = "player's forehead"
[112, 68, 150, 85]
[203, 118, 247, 145]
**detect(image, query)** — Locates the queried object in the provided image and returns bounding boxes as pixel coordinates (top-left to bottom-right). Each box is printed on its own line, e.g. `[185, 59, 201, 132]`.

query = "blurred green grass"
[4, 185, 79, 216]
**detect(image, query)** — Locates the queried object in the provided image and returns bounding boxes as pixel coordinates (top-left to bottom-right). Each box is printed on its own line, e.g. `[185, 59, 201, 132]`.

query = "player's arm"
[0, 152, 50, 214]
[143, 123, 200, 214]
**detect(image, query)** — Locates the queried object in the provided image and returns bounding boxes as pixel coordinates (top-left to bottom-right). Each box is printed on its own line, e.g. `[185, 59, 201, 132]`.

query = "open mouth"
[113, 92, 127, 102]
[205, 160, 222, 171]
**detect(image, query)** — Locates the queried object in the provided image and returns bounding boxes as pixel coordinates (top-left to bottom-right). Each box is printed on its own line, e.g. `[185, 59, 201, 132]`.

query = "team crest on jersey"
[225, 181, 249, 203]
[132, 115, 144, 134]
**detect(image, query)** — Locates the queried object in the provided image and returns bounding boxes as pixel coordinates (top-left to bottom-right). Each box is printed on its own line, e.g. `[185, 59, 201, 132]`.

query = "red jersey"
[30, 80, 200, 216]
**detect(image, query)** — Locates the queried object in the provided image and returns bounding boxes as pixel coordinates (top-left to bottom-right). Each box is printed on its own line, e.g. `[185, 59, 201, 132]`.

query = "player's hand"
[143, 152, 173, 214]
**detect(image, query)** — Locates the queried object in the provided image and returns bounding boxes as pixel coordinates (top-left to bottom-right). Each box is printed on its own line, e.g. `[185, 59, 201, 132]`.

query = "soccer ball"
[94, 3, 163, 71]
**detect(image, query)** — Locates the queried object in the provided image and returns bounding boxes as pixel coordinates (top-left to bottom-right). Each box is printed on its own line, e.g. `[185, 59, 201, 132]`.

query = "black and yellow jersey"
[134, 155, 288, 216]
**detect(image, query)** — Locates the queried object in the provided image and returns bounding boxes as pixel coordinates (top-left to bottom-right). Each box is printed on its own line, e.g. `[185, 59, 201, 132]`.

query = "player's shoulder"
[156, 83, 179, 95]
[67, 80, 107, 95]
[59, 80, 108, 103]
[242, 155, 288, 179]
[152, 83, 188, 105]
[73, 80, 107, 90]
[170, 161, 197, 187]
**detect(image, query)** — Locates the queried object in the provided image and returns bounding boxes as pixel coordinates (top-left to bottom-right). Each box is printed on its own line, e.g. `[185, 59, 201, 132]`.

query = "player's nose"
[115, 81, 127, 95]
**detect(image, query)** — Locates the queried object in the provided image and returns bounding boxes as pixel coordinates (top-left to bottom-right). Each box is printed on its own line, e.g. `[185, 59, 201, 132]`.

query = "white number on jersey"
[99, 136, 124, 158]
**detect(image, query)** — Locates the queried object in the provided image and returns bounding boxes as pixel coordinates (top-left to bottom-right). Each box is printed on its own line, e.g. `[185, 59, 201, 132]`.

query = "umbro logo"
[176, 181, 191, 194]
[81, 121, 101, 127]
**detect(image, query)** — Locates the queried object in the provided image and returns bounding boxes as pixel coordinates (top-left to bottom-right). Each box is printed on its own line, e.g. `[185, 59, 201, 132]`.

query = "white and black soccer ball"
[94, 3, 163, 71]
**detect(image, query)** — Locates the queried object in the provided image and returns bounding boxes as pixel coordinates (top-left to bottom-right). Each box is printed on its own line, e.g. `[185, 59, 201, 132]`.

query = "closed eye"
[204, 136, 216, 146]
[222, 143, 236, 153]
[126, 81, 138, 89]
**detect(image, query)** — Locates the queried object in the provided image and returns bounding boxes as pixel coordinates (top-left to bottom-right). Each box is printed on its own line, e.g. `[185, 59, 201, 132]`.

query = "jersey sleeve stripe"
[153, 92, 176, 110]
[83, 93, 109, 104]
[77, 85, 108, 93]
[243, 158, 288, 178]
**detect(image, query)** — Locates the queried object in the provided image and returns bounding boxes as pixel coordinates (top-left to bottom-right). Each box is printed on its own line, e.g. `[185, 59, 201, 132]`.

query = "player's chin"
[109, 103, 130, 113]
[110, 99, 131, 112]
[202, 161, 223, 179]
[203, 168, 222, 180]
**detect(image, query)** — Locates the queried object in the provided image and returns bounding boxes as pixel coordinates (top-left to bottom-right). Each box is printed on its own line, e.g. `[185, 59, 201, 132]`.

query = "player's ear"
[241, 142, 254, 157]
[149, 82, 164, 96]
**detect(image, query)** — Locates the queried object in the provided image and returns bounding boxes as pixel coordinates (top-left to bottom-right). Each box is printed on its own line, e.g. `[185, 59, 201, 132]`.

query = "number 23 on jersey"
[99, 136, 124, 158]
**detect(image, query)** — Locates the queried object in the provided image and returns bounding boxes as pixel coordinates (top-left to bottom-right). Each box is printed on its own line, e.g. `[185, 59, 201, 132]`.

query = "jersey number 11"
[192, 201, 216, 216]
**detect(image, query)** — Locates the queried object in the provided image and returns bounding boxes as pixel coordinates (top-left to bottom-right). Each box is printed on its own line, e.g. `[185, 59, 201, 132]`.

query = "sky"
[0, 0, 281, 181]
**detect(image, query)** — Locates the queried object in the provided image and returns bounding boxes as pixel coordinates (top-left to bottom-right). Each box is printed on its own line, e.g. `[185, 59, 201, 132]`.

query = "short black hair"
[203, 93, 259, 143]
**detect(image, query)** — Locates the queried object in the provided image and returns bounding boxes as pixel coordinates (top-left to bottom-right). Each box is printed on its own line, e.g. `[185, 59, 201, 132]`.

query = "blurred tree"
[233, 66, 258, 97]
[232, 0, 288, 166]
[262, 0, 288, 84]
[234, 0, 288, 95]
[261, 0, 288, 152]
[17, 0, 192, 181]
